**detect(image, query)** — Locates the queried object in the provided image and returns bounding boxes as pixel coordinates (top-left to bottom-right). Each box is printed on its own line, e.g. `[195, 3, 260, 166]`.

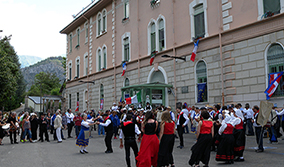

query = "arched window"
[68, 62, 72, 80]
[100, 84, 104, 109]
[97, 13, 102, 35]
[102, 47, 107, 69]
[124, 78, 130, 87]
[98, 49, 102, 71]
[85, 23, 88, 43]
[150, 23, 156, 52]
[84, 53, 88, 76]
[76, 58, 80, 78]
[267, 43, 284, 96]
[69, 34, 72, 52]
[102, 9, 107, 32]
[76, 28, 80, 46]
[196, 60, 207, 102]
[158, 19, 165, 51]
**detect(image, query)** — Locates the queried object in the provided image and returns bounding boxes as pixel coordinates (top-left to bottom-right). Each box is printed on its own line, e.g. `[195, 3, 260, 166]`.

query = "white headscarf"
[235, 109, 244, 121]
[223, 114, 231, 124]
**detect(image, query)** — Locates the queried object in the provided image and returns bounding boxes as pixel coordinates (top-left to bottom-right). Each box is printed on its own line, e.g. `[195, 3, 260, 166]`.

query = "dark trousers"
[177, 125, 184, 146]
[184, 124, 189, 133]
[40, 128, 49, 141]
[9, 131, 17, 143]
[255, 127, 264, 151]
[244, 119, 254, 135]
[31, 128, 37, 140]
[50, 125, 54, 134]
[124, 139, 138, 167]
[75, 125, 81, 137]
[113, 126, 118, 137]
[67, 122, 74, 137]
[268, 126, 278, 142]
[105, 130, 113, 151]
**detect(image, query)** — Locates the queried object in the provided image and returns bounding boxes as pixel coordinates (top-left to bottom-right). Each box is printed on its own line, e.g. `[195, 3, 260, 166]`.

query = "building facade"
[60, 0, 284, 112]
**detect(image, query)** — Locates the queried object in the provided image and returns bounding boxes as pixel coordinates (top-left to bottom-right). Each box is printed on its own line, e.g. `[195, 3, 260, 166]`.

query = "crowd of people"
[1, 101, 284, 167]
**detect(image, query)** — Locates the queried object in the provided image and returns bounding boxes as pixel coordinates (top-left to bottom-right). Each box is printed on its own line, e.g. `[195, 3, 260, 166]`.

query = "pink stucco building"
[60, 0, 284, 111]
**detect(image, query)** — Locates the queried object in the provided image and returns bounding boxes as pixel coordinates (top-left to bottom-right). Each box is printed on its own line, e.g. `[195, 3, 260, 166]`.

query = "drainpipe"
[82, 14, 90, 111]
[172, 0, 177, 109]
[218, 0, 225, 106]
[137, 0, 141, 82]
[113, 0, 117, 102]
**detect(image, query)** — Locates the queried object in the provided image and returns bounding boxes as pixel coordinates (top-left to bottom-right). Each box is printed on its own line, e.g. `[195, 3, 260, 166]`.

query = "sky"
[0, 0, 93, 59]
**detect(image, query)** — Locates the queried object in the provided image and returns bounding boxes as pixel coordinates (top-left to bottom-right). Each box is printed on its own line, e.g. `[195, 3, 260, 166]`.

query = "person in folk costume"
[157, 111, 175, 167]
[145, 102, 152, 111]
[208, 106, 215, 119]
[252, 105, 264, 153]
[119, 114, 141, 167]
[188, 110, 214, 167]
[136, 110, 144, 131]
[176, 107, 190, 149]
[76, 113, 96, 154]
[211, 104, 222, 151]
[216, 113, 235, 164]
[232, 105, 246, 162]
[95, 113, 114, 153]
[191, 108, 200, 133]
[136, 111, 159, 167]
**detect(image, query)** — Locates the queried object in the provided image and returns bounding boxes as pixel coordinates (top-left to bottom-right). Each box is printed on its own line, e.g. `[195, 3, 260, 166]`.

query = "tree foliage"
[0, 36, 26, 111]
[27, 72, 61, 96]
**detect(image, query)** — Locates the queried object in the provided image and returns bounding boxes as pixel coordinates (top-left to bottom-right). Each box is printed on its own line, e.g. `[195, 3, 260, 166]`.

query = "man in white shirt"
[112, 102, 118, 111]
[54, 110, 62, 143]
[176, 106, 189, 149]
[96, 114, 113, 153]
[243, 103, 254, 136]
[66, 109, 75, 138]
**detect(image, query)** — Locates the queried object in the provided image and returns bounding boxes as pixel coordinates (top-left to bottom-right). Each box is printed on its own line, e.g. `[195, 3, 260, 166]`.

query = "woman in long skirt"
[189, 110, 214, 167]
[76, 113, 95, 154]
[157, 112, 175, 167]
[136, 111, 159, 167]
[232, 109, 246, 162]
[216, 114, 235, 164]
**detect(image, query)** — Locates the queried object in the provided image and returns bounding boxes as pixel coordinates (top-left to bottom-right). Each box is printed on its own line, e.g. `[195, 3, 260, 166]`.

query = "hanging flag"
[100, 98, 104, 110]
[75, 101, 79, 111]
[150, 51, 157, 65]
[126, 91, 141, 104]
[190, 39, 199, 62]
[264, 72, 283, 100]
[121, 62, 127, 76]
[197, 83, 206, 103]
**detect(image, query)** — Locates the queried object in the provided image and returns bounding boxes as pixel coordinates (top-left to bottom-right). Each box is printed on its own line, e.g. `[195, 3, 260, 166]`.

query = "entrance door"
[151, 89, 164, 108]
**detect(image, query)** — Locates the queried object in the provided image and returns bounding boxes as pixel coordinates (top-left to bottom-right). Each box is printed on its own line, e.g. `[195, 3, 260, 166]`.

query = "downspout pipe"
[218, 0, 225, 106]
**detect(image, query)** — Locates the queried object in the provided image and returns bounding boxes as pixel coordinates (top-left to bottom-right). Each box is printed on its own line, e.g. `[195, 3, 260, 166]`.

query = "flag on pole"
[121, 62, 127, 76]
[150, 51, 157, 65]
[264, 72, 283, 100]
[75, 101, 79, 111]
[190, 39, 199, 62]
[126, 91, 141, 104]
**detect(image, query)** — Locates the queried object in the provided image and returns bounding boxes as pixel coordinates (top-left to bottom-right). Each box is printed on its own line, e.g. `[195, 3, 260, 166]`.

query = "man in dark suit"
[39, 113, 49, 142]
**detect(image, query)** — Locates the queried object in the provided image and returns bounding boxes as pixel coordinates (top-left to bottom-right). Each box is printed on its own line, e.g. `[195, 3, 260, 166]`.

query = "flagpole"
[218, 0, 225, 106]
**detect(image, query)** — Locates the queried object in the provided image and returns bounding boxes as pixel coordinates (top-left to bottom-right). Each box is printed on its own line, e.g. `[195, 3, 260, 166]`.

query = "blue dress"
[76, 121, 90, 147]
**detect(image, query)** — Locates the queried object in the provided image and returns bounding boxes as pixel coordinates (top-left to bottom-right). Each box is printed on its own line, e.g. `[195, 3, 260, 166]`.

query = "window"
[158, 19, 165, 51]
[196, 61, 207, 102]
[102, 9, 107, 32]
[97, 13, 102, 36]
[124, 37, 129, 61]
[84, 54, 88, 76]
[151, 23, 156, 52]
[267, 43, 284, 96]
[103, 47, 107, 69]
[85, 23, 88, 43]
[76, 28, 80, 47]
[76, 58, 80, 78]
[190, 0, 208, 40]
[69, 62, 72, 80]
[124, 78, 130, 87]
[100, 84, 104, 109]
[194, 4, 205, 38]
[69, 34, 72, 52]
[77, 92, 79, 102]
[98, 49, 102, 71]
[124, 0, 129, 19]
[69, 94, 71, 109]
[263, 0, 280, 14]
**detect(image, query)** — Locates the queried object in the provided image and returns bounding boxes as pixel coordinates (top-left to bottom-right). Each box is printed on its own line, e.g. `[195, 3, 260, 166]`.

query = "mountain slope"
[19, 55, 43, 68]
[21, 56, 65, 91]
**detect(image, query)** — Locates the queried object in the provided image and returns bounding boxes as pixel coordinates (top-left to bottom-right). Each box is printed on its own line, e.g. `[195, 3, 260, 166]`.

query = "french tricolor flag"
[75, 101, 79, 111]
[121, 62, 127, 76]
[190, 39, 199, 62]
[264, 72, 283, 100]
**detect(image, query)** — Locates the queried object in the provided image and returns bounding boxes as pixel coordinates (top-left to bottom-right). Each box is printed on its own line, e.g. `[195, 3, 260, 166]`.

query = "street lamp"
[161, 54, 186, 61]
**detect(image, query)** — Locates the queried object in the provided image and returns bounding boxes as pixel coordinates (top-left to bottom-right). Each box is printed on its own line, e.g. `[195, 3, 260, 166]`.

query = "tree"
[0, 36, 25, 111]
[27, 72, 61, 96]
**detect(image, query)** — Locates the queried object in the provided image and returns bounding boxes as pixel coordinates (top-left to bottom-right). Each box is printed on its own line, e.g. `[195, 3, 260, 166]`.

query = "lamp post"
[161, 54, 186, 61]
